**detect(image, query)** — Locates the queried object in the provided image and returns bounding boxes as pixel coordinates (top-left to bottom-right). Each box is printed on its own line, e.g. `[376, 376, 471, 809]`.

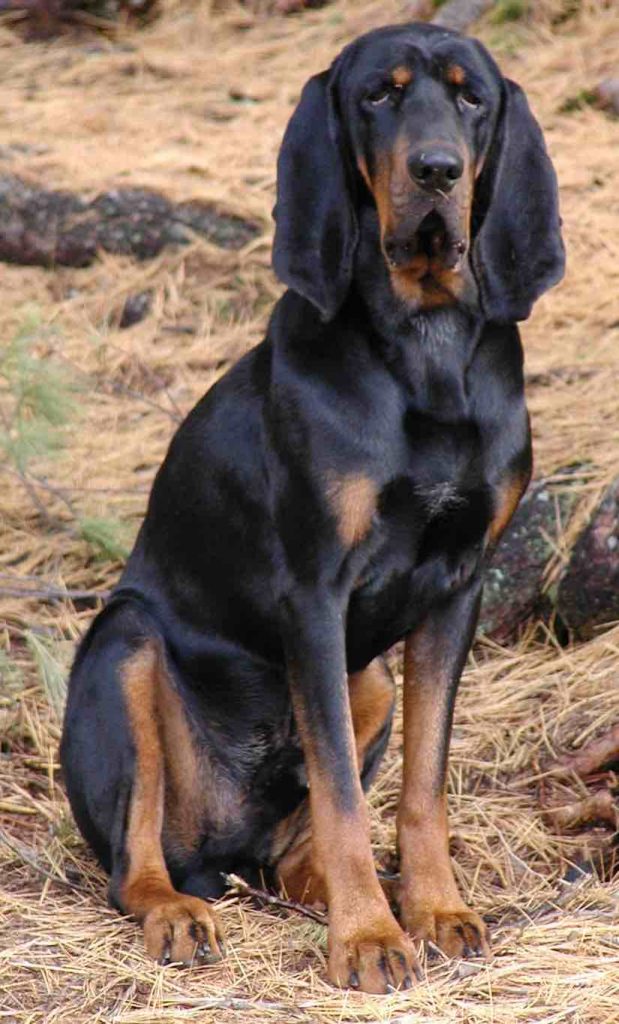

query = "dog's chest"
[381, 335, 494, 525]
[347, 450, 493, 664]
[374, 412, 493, 571]
[352, 339, 510, 603]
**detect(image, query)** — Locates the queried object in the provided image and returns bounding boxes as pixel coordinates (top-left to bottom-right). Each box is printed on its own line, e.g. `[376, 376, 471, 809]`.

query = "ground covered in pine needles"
[1, 1, 619, 1021]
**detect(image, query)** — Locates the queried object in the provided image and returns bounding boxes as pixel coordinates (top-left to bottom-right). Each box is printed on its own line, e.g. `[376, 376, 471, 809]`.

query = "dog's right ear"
[272, 67, 358, 322]
[471, 79, 565, 324]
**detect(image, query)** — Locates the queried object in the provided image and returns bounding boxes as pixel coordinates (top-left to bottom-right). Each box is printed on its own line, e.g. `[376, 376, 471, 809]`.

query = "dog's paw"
[328, 914, 421, 993]
[401, 903, 490, 960]
[142, 894, 225, 966]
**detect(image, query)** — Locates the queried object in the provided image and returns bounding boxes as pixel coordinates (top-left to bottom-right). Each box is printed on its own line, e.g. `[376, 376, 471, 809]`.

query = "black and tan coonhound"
[61, 22, 564, 993]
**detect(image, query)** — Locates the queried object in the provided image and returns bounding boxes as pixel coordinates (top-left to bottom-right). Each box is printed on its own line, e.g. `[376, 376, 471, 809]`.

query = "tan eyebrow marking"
[392, 65, 413, 87]
[446, 64, 466, 86]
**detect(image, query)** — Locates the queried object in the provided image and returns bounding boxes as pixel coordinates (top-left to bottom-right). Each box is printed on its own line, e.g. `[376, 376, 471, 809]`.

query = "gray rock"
[557, 477, 619, 640]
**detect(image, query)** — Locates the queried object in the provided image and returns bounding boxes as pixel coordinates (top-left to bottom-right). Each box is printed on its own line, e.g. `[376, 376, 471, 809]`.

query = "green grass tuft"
[25, 632, 68, 721]
[0, 649, 24, 687]
[78, 515, 131, 561]
[559, 88, 597, 113]
[490, 0, 528, 23]
[0, 309, 78, 472]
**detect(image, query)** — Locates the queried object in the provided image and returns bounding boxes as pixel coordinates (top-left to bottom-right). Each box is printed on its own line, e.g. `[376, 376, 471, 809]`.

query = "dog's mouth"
[383, 209, 467, 277]
[417, 210, 466, 267]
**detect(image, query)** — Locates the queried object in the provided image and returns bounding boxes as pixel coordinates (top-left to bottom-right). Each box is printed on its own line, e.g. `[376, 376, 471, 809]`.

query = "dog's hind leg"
[110, 639, 225, 964]
[62, 613, 225, 966]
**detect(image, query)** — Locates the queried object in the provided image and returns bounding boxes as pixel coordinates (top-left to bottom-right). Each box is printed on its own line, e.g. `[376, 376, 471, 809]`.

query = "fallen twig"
[0, 575, 110, 603]
[223, 872, 327, 925]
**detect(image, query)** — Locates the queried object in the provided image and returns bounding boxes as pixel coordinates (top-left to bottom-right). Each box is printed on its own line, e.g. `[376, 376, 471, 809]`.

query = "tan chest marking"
[326, 472, 378, 548]
[489, 473, 529, 544]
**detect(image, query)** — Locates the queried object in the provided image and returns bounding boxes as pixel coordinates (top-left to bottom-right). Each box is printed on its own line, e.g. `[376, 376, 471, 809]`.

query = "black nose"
[408, 147, 464, 192]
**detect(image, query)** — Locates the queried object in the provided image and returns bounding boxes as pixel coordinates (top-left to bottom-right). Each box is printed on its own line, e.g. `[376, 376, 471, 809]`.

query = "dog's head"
[273, 23, 565, 323]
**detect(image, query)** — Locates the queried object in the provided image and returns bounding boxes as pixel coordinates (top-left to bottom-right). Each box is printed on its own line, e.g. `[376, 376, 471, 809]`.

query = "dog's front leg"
[281, 590, 418, 993]
[397, 580, 490, 959]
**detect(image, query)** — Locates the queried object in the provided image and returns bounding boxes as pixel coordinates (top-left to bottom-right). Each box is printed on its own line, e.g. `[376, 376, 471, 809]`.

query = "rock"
[0, 174, 258, 268]
[117, 290, 152, 329]
[407, 1, 435, 19]
[0, 0, 158, 41]
[275, 0, 330, 12]
[594, 79, 619, 116]
[478, 474, 580, 643]
[556, 477, 619, 640]
[431, 0, 497, 32]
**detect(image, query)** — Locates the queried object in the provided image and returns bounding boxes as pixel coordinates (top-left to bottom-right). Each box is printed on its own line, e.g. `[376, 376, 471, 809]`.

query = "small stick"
[0, 583, 110, 603]
[160, 995, 308, 1015]
[222, 872, 327, 925]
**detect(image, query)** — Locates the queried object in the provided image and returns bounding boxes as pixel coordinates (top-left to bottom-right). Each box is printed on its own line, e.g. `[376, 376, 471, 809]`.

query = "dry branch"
[541, 725, 619, 859]
[543, 790, 618, 832]
[557, 726, 619, 778]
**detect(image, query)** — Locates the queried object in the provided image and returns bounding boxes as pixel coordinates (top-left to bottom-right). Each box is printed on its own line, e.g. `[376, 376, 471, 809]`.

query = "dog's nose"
[408, 148, 464, 192]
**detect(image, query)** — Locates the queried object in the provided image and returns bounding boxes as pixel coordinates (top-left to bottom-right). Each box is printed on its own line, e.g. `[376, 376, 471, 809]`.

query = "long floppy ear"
[272, 67, 358, 321]
[472, 79, 565, 324]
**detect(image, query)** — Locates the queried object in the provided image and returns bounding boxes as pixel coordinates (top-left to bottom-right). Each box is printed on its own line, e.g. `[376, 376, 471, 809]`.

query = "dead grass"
[1, 1, 618, 1021]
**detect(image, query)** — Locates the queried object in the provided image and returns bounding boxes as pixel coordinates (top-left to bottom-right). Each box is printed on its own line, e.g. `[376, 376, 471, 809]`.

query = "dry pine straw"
[1, 1, 619, 1021]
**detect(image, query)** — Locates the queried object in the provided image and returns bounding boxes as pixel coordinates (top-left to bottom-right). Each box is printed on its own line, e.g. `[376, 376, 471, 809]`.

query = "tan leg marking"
[308, 754, 417, 992]
[120, 640, 225, 965]
[276, 659, 395, 905]
[397, 637, 490, 959]
[326, 472, 378, 547]
[348, 658, 395, 770]
[280, 661, 416, 992]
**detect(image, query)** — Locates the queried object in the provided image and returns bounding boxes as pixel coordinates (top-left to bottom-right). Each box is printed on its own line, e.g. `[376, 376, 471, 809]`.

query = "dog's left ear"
[472, 79, 565, 324]
[272, 64, 358, 321]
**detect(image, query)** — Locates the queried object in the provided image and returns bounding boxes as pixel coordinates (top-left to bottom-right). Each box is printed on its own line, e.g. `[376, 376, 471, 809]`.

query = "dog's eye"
[367, 88, 390, 106]
[458, 89, 482, 110]
[366, 82, 405, 107]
